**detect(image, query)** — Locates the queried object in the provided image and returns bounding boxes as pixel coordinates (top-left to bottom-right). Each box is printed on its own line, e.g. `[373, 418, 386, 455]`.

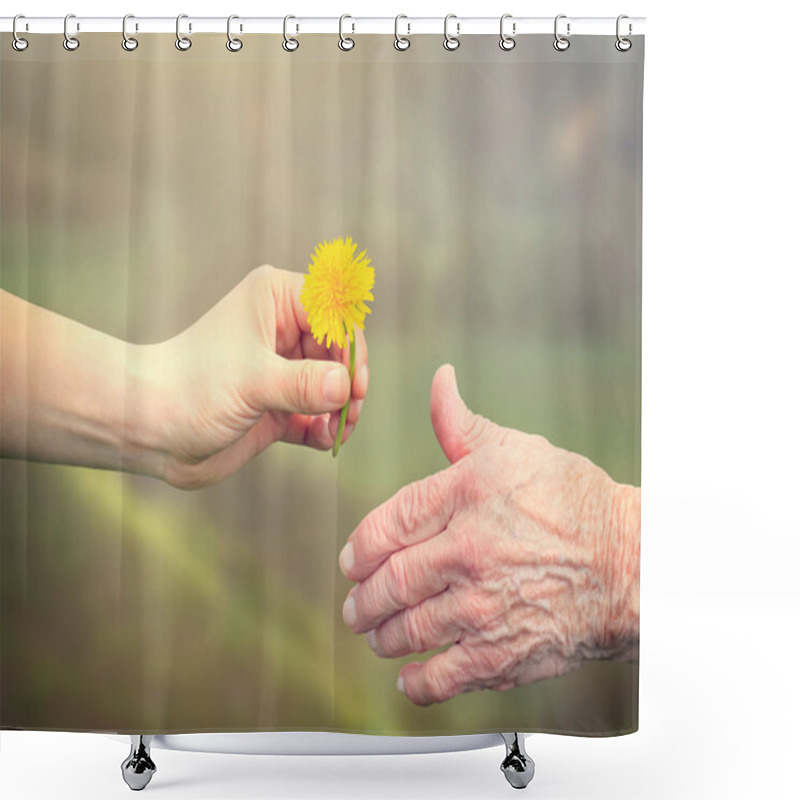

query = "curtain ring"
[227, 14, 243, 51]
[175, 14, 192, 51]
[282, 15, 299, 51]
[339, 14, 355, 51]
[63, 13, 80, 51]
[615, 14, 632, 52]
[499, 14, 516, 51]
[12, 14, 29, 52]
[553, 14, 570, 51]
[394, 14, 410, 51]
[122, 14, 138, 51]
[443, 14, 460, 51]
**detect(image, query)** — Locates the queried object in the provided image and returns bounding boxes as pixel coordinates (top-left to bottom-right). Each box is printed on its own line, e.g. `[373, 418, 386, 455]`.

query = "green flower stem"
[333, 332, 356, 457]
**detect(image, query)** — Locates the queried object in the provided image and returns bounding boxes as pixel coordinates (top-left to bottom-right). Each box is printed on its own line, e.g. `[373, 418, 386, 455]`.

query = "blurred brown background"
[1, 33, 642, 734]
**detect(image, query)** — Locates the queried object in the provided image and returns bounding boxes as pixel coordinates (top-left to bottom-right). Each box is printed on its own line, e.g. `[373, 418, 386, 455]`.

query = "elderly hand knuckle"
[398, 481, 425, 534]
[453, 533, 483, 578]
[499, 646, 518, 676]
[474, 597, 497, 629]
[402, 610, 426, 653]
[462, 592, 491, 632]
[364, 507, 385, 543]
[426, 667, 452, 703]
[387, 556, 409, 603]
[465, 645, 497, 681]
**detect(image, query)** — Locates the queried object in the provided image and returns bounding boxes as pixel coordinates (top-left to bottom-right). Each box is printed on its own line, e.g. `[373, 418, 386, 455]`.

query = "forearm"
[0, 290, 162, 476]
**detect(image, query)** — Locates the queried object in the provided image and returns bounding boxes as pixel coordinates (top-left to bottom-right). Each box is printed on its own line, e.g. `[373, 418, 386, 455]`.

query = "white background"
[2, 1, 799, 798]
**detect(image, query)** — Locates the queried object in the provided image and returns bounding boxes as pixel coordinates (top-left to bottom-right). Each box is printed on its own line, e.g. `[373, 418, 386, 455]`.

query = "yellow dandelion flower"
[300, 236, 374, 457]
[300, 237, 374, 351]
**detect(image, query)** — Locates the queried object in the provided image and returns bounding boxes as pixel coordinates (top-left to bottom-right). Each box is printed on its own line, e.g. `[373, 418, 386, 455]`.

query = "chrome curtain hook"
[499, 14, 516, 51]
[12, 14, 29, 51]
[443, 14, 460, 51]
[63, 13, 80, 51]
[553, 14, 570, 51]
[615, 14, 632, 51]
[227, 14, 243, 51]
[122, 14, 138, 51]
[282, 15, 299, 51]
[175, 13, 192, 51]
[394, 14, 410, 51]
[339, 14, 355, 51]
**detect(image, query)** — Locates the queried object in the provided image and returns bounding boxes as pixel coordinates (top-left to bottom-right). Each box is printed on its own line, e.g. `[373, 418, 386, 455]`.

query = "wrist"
[596, 482, 641, 661]
[121, 342, 172, 482]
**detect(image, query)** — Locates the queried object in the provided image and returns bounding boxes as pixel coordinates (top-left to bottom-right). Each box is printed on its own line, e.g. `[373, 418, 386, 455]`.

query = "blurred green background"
[1, 34, 641, 734]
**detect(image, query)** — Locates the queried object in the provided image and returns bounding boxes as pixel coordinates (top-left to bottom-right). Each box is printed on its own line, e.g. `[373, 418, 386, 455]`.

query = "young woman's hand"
[1, 266, 369, 489]
[136, 266, 369, 488]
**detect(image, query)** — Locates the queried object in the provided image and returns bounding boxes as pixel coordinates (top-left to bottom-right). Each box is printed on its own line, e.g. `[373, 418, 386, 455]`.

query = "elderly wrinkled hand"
[339, 364, 639, 706]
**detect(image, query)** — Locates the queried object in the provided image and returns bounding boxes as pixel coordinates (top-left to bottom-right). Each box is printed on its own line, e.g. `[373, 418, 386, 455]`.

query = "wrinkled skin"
[340, 364, 639, 706]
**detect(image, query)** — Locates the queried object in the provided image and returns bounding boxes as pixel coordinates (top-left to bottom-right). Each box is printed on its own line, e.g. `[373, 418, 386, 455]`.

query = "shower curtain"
[0, 27, 642, 737]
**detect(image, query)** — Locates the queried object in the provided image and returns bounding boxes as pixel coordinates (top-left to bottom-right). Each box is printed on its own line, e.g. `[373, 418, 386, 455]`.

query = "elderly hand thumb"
[430, 363, 499, 464]
[262, 357, 350, 416]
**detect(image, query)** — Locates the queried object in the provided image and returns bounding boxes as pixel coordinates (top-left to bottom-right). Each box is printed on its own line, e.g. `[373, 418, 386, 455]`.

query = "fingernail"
[339, 541, 354, 574]
[365, 630, 377, 651]
[323, 368, 349, 405]
[342, 591, 357, 627]
[397, 674, 405, 693]
[359, 363, 369, 392]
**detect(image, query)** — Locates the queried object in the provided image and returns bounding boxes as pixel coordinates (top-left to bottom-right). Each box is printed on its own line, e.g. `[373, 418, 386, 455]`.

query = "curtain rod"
[1, 16, 646, 37]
